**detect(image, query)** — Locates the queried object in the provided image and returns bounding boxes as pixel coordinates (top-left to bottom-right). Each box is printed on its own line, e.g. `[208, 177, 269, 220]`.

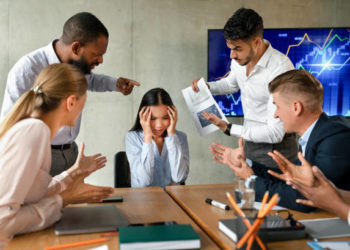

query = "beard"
[68, 55, 91, 75]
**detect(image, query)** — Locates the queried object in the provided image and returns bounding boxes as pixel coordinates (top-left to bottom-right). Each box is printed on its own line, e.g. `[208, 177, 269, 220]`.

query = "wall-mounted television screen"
[208, 28, 350, 117]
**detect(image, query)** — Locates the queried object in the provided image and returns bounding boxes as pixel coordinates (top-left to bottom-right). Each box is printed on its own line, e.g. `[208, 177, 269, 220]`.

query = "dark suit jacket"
[252, 113, 350, 212]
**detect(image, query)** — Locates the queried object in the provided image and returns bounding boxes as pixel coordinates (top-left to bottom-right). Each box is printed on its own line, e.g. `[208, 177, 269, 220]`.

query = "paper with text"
[182, 78, 228, 136]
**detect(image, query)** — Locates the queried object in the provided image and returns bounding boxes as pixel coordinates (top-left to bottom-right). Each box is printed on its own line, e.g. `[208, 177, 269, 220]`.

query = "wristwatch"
[224, 123, 232, 136]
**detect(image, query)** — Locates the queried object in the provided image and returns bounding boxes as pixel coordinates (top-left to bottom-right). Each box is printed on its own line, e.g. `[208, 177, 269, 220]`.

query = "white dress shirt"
[208, 40, 294, 143]
[125, 130, 189, 188]
[0, 40, 118, 145]
[0, 118, 73, 248]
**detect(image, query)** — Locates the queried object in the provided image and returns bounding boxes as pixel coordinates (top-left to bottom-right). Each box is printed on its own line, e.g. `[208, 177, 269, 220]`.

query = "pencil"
[237, 194, 280, 249]
[258, 191, 269, 217]
[44, 237, 108, 250]
[247, 191, 269, 250]
[226, 192, 266, 250]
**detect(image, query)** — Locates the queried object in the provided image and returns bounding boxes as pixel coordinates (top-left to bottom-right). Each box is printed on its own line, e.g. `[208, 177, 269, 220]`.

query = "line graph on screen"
[208, 28, 350, 116]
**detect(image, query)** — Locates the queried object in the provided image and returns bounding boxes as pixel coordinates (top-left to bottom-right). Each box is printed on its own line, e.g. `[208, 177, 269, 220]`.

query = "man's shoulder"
[318, 114, 350, 131]
[312, 114, 350, 142]
[267, 46, 294, 68]
[9, 45, 49, 76]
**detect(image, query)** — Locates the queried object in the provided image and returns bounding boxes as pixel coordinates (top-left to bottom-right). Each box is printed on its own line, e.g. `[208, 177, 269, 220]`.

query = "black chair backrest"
[114, 151, 131, 188]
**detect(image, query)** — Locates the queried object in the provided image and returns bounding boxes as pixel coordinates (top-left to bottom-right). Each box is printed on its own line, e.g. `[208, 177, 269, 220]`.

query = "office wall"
[0, 0, 348, 187]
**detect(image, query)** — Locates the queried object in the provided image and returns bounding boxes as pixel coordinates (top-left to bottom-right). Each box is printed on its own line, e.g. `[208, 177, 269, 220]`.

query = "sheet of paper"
[182, 78, 228, 136]
[88, 245, 108, 250]
[308, 241, 350, 250]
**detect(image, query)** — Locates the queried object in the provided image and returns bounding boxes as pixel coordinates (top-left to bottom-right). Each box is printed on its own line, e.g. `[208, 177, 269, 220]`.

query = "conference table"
[5, 187, 218, 250]
[166, 183, 350, 250]
[6, 184, 350, 250]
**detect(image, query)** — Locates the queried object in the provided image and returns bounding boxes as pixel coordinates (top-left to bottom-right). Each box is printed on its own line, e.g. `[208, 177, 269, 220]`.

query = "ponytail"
[0, 90, 37, 138]
[0, 63, 87, 139]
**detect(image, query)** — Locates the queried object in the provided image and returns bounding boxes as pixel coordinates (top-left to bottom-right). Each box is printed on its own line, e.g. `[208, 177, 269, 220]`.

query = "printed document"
[182, 78, 228, 136]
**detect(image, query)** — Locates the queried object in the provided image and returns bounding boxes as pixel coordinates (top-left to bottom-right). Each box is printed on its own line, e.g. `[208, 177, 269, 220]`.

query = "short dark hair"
[269, 69, 324, 113]
[130, 88, 174, 131]
[61, 12, 109, 45]
[224, 8, 263, 41]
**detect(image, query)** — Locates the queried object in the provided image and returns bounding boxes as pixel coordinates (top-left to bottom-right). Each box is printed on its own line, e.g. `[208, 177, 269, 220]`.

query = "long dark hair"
[130, 88, 174, 131]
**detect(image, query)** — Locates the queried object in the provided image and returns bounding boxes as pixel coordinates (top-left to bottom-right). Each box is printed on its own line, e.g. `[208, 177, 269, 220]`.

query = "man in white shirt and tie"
[1, 12, 140, 176]
[191, 8, 298, 167]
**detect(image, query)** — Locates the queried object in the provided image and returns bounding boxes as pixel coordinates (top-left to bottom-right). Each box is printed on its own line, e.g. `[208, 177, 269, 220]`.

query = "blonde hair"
[268, 69, 324, 113]
[0, 63, 88, 139]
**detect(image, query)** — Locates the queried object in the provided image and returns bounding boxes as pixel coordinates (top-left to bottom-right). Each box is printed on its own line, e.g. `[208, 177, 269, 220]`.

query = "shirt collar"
[298, 119, 318, 150]
[45, 40, 61, 64]
[256, 40, 273, 69]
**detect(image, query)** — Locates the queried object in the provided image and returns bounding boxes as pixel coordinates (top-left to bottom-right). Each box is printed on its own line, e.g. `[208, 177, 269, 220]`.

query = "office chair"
[114, 151, 131, 188]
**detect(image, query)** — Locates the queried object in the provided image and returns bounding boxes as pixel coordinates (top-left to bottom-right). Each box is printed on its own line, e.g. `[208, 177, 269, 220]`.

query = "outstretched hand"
[201, 111, 227, 131]
[209, 138, 253, 178]
[60, 173, 114, 206]
[117, 77, 140, 95]
[288, 167, 347, 219]
[68, 142, 107, 178]
[267, 151, 314, 186]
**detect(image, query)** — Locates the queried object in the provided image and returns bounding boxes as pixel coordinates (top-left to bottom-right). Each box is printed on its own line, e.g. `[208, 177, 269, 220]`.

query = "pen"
[45, 237, 108, 250]
[205, 198, 230, 210]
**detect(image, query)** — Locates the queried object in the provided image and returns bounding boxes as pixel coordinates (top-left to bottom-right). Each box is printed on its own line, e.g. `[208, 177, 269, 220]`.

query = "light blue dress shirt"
[0, 41, 118, 145]
[298, 119, 318, 156]
[125, 130, 189, 188]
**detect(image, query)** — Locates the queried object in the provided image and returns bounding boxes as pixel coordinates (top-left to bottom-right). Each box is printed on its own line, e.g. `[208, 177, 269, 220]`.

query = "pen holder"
[232, 216, 268, 250]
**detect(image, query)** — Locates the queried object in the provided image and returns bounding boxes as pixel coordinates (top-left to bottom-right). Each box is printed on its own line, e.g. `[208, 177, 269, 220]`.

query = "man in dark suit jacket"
[210, 69, 350, 212]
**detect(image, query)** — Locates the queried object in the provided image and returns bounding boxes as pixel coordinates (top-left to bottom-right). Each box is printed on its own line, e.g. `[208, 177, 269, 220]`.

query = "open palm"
[267, 151, 314, 186]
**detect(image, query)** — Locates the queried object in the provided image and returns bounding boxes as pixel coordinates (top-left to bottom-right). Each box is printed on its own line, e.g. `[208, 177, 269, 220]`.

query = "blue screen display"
[208, 28, 350, 117]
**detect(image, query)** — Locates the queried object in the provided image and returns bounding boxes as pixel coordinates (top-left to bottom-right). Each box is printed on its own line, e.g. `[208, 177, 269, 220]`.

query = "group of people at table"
[0, 7, 349, 249]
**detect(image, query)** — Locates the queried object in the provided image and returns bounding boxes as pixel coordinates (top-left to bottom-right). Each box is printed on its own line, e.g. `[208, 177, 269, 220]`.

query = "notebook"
[219, 215, 306, 243]
[55, 204, 129, 235]
[300, 217, 350, 239]
[119, 224, 201, 250]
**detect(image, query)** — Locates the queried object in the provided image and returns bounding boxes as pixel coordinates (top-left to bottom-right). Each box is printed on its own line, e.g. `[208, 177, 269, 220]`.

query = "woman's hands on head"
[139, 107, 152, 143]
[167, 106, 178, 136]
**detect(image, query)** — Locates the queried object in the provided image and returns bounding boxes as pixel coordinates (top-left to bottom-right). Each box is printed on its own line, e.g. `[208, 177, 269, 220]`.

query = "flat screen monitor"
[208, 28, 350, 117]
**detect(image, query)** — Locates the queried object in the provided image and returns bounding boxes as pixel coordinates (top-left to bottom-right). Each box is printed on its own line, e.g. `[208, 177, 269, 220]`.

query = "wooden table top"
[6, 187, 219, 250]
[166, 183, 350, 250]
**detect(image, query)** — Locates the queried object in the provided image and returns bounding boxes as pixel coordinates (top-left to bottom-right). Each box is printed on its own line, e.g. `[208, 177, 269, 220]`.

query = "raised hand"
[191, 78, 201, 92]
[201, 111, 227, 131]
[117, 77, 140, 95]
[139, 106, 152, 143]
[167, 106, 178, 136]
[209, 137, 245, 169]
[209, 138, 253, 179]
[288, 167, 349, 220]
[267, 151, 314, 186]
[67, 142, 107, 178]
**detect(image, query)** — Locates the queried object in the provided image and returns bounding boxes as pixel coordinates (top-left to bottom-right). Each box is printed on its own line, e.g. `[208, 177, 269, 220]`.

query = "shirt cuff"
[165, 133, 179, 144]
[246, 158, 253, 167]
[348, 210, 350, 226]
[230, 124, 243, 137]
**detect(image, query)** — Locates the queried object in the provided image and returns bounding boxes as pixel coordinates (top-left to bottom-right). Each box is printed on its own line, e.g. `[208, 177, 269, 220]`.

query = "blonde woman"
[0, 64, 113, 248]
